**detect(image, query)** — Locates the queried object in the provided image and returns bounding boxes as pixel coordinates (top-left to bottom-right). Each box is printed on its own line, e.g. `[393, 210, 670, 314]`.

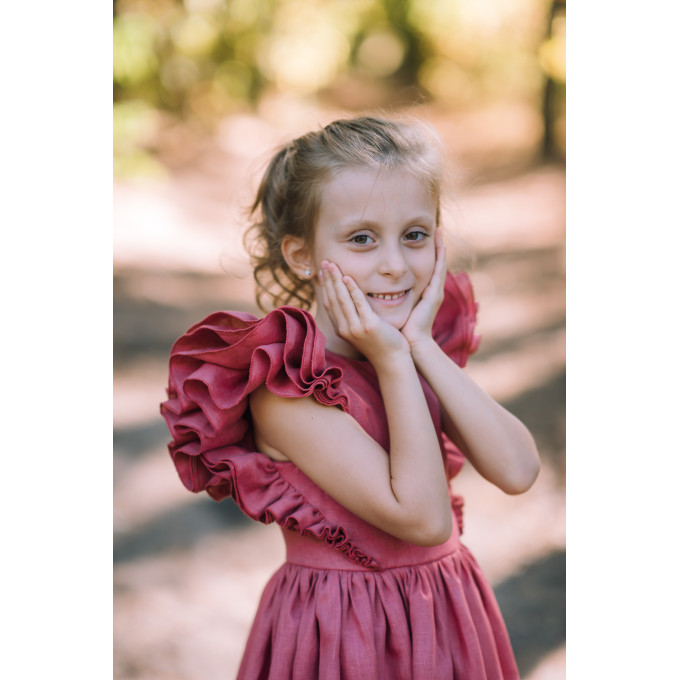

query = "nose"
[377, 242, 408, 278]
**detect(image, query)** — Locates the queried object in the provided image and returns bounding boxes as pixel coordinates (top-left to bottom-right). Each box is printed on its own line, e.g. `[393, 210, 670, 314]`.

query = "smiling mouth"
[367, 290, 409, 301]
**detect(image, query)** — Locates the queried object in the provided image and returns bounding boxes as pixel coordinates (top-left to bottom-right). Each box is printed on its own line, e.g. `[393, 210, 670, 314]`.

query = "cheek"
[413, 250, 436, 283]
[312, 242, 347, 267]
[323, 253, 368, 281]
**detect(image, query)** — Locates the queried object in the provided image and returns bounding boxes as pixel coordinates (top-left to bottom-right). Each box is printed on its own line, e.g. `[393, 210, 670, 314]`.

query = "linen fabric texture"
[161, 271, 519, 680]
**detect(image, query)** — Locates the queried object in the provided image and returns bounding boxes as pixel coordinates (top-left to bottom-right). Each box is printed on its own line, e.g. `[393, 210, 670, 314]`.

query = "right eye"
[350, 234, 374, 245]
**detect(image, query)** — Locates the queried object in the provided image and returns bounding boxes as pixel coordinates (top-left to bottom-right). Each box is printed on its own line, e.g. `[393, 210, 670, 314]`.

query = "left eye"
[404, 230, 426, 242]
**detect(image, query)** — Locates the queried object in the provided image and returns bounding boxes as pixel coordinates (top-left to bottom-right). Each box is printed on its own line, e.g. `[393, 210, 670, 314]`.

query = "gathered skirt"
[236, 531, 518, 680]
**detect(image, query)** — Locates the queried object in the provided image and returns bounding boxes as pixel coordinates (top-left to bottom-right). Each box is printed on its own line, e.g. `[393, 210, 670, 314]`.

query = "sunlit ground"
[114, 98, 565, 680]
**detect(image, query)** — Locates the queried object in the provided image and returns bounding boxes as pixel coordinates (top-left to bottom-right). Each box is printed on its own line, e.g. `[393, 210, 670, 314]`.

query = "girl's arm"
[250, 261, 453, 546]
[403, 231, 540, 495]
[410, 341, 540, 494]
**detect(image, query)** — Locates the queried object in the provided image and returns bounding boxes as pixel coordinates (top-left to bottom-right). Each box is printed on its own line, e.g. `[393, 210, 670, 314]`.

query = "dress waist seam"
[284, 544, 463, 573]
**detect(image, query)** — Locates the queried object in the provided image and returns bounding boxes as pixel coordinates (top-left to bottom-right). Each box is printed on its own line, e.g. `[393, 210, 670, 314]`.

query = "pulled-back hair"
[246, 116, 446, 312]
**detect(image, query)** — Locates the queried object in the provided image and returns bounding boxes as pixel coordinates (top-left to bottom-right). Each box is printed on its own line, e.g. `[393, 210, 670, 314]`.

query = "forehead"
[317, 166, 436, 228]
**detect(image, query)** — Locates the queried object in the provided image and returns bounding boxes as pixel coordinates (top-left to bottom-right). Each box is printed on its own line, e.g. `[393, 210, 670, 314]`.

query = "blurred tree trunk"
[383, 0, 429, 86]
[542, 0, 566, 160]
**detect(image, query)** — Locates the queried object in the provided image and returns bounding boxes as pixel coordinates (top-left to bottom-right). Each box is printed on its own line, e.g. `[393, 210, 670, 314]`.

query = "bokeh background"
[113, 0, 566, 678]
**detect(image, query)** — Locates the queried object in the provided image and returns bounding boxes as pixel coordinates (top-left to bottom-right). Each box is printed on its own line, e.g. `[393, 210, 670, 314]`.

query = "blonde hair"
[246, 116, 446, 312]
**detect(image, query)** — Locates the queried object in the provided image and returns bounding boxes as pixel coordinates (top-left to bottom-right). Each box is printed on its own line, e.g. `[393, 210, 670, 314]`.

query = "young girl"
[161, 116, 540, 679]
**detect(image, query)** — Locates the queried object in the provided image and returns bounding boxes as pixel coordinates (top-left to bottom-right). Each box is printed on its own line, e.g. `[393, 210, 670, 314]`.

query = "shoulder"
[250, 382, 351, 462]
[162, 305, 350, 468]
[161, 305, 350, 495]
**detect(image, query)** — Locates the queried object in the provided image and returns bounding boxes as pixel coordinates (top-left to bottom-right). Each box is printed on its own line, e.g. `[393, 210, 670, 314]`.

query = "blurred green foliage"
[113, 0, 565, 177]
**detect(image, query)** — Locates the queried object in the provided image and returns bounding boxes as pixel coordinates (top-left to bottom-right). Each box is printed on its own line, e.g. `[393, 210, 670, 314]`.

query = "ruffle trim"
[160, 273, 480, 566]
[433, 271, 481, 368]
[451, 494, 465, 535]
[434, 272, 481, 481]
[161, 306, 379, 569]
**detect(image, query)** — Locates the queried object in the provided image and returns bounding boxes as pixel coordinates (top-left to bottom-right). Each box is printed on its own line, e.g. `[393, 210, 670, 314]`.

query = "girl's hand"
[319, 260, 410, 366]
[401, 228, 447, 350]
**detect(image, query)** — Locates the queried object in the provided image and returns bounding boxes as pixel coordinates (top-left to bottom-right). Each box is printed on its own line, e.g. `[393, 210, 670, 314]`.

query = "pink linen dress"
[161, 271, 519, 680]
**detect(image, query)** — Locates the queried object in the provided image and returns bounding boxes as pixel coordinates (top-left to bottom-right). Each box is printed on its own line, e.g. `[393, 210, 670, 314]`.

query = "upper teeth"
[370, 292, 404, 300]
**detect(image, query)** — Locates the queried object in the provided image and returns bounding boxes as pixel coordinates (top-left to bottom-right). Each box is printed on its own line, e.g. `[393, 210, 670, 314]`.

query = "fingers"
[433, 227, 447, 280]
[319, 260, 362, 335]
[319, 260, 407, 361]
[401, 229, 447, 344]
[420, 228, 447, 304]
[342, 274, 374, 325]
[434, 227, 447, 271]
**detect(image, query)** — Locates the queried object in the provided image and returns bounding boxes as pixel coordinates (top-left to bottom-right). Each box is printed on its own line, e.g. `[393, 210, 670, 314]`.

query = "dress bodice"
[161, 271, 480, 571]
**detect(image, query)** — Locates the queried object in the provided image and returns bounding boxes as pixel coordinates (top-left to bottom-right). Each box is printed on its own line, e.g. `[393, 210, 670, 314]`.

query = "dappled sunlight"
[114, 150, 565, 679]
[257, 3, 351, 93]
[114, 443, 195, 535]
[467, 328, 564, 405]
[113, 357, 170, 427]
[114, 524, 284, 680]
[457, 460, 566, 585]
[113, 0, 564, 177]
[113, 133, 564, 680]
[524, 645, 566, 680]
[114, 180, 251, 273]
[451, 166, 566, 250]
[114, 1, 565, 677]
[114, 144, 565, 680]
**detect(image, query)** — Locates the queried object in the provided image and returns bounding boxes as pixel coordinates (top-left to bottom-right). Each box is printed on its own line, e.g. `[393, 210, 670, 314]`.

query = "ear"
[281, 235, 314, 280]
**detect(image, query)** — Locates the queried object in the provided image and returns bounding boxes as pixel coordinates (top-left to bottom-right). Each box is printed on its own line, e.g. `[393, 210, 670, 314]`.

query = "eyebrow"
[336, 219, 379, 233]
[336, 216, 436, 233]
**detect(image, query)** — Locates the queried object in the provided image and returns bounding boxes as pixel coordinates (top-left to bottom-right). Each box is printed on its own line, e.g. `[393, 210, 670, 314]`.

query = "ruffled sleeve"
[432, 271, 481, 368]
[160, 306, 381, 569]
[432, 272, 482, 530]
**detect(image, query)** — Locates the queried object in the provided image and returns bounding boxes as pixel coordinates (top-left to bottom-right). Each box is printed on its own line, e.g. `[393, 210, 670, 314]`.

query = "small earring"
[304, 268, 311, 278]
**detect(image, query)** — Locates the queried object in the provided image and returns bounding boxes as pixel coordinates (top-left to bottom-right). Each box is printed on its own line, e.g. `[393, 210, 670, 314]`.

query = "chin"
[366, 290, 419, 330]
[374, 308, 412, 330]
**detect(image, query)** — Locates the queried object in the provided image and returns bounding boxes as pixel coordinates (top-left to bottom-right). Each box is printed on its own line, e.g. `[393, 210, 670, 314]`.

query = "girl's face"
[309, 166, 438, 343]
